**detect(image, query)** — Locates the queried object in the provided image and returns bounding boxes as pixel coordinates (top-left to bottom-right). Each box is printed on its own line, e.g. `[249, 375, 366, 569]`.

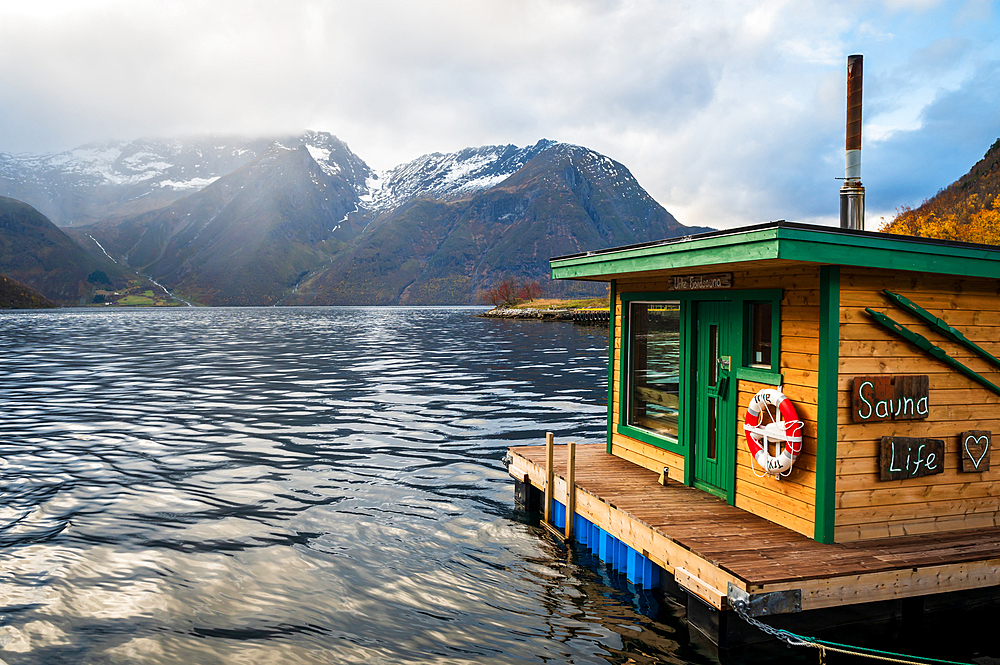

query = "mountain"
[286, 141, 709, 305]
[362, 140, 556, 214]
[882, 138, 1000, 245]
[0, 197, 130, 305]
[0, 274, 56, 308]
[0, 131, 364, 227]
[5, 133, 708, 305]
[74, 139, 371, 306]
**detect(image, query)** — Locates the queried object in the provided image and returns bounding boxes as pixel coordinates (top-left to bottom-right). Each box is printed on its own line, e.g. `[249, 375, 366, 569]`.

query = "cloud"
[868, 58, 1000, 210]
[0, 0, 997, 230]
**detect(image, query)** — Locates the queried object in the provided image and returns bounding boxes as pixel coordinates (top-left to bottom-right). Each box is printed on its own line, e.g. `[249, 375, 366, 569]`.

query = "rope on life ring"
[743, 388, 805, 479]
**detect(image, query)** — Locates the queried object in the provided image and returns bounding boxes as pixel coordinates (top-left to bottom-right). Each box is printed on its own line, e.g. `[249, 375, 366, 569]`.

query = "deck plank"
[510, 443, 1000, 588]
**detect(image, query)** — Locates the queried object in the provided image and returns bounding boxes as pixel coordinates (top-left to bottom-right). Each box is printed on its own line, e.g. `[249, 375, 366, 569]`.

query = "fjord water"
[0, 307, 710, 664]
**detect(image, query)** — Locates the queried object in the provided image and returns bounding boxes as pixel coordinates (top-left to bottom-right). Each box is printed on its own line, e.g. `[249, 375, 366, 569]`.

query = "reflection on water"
[0, 307, 713, 664]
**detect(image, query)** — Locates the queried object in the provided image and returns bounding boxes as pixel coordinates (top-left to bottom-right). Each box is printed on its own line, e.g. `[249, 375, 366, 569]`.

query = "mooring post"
[565, 440, 576, 542]
[544, 432, 554, 525]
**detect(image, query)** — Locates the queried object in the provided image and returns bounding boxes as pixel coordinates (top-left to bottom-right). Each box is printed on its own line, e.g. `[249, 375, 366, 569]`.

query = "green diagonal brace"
[883, 290, 1000, 370]
[865, 308, 1000, 396]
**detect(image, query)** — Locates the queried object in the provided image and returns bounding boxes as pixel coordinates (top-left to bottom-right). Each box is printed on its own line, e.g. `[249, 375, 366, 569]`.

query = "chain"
[731, 598, 973, 665]
[729, 598, 812, 647]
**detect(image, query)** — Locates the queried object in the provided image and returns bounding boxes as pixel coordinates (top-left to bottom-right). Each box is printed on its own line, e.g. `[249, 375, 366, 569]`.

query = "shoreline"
[479, 305, 610, 325]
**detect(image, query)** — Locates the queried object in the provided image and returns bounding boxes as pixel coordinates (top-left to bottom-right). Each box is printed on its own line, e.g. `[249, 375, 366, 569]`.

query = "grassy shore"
[500, 296, 609, 311]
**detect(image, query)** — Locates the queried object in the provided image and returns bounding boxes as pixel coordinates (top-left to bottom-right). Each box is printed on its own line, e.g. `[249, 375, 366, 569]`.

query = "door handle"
[717, 375, 729, 399]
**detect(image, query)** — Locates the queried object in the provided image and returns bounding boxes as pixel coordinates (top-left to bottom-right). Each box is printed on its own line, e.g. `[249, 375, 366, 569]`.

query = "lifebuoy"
[743, 388, 804, 477]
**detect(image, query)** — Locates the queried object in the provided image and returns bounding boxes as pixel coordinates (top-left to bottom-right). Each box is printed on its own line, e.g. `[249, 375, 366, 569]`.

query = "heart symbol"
[964, 435, 990, 470]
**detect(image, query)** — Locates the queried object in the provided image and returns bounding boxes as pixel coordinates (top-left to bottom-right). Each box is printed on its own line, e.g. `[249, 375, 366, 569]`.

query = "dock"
[508, 442, 1000, 617]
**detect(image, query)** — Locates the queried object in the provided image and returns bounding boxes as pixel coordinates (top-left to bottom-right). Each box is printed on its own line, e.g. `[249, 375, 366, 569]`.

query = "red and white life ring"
[743, 388, 804, 477]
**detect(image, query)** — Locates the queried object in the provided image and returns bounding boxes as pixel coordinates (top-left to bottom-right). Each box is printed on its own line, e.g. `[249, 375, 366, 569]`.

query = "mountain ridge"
[0, 196, 131, 305]
[0, 131, 369, 227]
[285, 141, 705, 305]
[4, 133, 708, 305]
[882, 137, 1000, 245]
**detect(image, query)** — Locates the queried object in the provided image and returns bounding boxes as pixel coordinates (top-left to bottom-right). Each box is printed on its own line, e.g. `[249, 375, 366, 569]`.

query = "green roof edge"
[550, 222, 1000, 281]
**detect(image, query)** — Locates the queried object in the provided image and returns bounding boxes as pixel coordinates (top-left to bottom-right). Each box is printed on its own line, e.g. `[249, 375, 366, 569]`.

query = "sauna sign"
[852, 375, 929, 423]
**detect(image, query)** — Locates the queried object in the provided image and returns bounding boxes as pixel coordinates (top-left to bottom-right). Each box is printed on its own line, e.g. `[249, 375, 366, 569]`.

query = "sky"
[1, 0, 998, 230]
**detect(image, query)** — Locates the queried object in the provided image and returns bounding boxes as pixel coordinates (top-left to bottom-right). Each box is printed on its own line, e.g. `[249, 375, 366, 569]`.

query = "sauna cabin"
[549, 221, 1000, 544]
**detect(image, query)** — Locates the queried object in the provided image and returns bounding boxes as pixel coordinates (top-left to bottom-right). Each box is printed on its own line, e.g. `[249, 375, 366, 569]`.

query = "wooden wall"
[611, 264, 820, 538]
[835, 267, 1000, 541]
[734, 267, 819, 538]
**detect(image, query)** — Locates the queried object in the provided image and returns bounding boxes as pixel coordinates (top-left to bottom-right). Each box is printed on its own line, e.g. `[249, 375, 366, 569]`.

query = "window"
[627, 302, 681, 442]
[747, 302, 773, 369]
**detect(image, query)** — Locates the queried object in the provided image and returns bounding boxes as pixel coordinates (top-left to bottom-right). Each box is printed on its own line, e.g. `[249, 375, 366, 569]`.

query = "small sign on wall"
[960, 431, 991, 473]
[670, 273, 732, 291]
[852, 375, 929, 423]
[880, 436, 944, 481]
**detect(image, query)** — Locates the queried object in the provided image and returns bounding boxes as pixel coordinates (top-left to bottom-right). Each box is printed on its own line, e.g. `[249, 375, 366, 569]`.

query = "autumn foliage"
[881, 139, 1000, 246]
[479, 276, 543, 307]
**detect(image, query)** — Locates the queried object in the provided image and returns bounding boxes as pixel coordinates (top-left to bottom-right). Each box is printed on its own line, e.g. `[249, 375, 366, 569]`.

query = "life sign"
[852, 375, 929, 423]
[880, 437, 944, 481]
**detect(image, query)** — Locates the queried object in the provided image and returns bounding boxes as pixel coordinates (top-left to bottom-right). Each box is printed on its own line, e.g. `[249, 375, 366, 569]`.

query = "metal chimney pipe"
[840, 54, 865, 230]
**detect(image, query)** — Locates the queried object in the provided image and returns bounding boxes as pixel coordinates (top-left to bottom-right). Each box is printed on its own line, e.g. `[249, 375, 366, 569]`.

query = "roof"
[550, 221, 1000, 281]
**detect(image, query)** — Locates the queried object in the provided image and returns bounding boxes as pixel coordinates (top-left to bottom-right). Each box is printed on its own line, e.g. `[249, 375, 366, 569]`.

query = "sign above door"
[670, 273, 733, 291]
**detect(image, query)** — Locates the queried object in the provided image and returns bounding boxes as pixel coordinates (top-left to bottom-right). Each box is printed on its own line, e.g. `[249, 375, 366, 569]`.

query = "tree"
[479, 276, 543, 307]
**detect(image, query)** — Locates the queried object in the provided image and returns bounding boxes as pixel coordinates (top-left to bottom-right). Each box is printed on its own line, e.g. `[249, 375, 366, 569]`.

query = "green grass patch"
[511, 296, 609, 311]
[117, 295, 156, 306]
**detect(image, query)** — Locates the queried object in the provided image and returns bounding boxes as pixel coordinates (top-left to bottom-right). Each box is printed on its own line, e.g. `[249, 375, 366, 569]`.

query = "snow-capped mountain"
[0, 131, 369, 226]
[287, 140, 711, 305]
[362, 139, 556, 211]
[2, 132, 710, 305]
[72, 141, 368, 306]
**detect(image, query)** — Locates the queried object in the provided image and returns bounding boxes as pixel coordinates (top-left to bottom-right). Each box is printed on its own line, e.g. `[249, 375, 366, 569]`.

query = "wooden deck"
[509, 443, 1000, 612]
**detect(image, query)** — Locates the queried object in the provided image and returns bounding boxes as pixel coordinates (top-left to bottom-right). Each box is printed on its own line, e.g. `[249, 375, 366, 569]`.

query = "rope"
[812, 642, 970, 665]
[730, 599, 973, 665]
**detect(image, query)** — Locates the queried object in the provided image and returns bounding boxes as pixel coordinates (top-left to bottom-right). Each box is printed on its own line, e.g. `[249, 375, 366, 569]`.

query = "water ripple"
[0, 307, 706, 664]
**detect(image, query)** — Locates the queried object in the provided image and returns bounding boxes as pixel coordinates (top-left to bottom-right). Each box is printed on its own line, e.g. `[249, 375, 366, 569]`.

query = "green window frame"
[621, 299, 683, 449]
[617, 289, 783, 459]
[738, 296, 782, 386]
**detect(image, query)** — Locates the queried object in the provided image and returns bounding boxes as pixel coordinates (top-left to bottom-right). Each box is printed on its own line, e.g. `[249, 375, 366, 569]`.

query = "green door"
[693, 301, 736, 499]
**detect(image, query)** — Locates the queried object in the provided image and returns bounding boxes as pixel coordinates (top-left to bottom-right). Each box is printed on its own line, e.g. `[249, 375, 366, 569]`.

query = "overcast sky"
[1, 0, 998, 229]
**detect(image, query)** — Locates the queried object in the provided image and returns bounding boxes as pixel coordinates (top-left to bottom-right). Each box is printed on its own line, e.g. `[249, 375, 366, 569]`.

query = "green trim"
[723, 301, 739, 505]
[883, 289, 1000, 370]
[866, 307, 1000, 395]
[735, 367, 783, 385]
[617, 289, 784, 491]
[680, 300, 694, 485]
[741, 297, 782, 375]
[551, 224, 1000, 282]
[815, 266, 840, 544]
[693, 480, 727, 500]
[616, 300, 686, 456]
[607, 280, 616, 454]
[616, 423, 688, 455]
[621, 289, 783, 303]
[618, 300, 631, 447]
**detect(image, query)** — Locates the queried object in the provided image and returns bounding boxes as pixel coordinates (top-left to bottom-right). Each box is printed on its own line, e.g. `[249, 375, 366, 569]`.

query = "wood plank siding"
[834, 267, 1000, 541]
[551, 223, 1000, 546]
[612, 265, 821, 538]
[510, 443, 1000, 609]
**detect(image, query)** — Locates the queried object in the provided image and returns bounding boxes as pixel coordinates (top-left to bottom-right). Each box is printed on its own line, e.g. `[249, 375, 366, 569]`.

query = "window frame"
[621, 299, 683, 451]
[743, 299, 781, 371]
[617, 289, 783, 457]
